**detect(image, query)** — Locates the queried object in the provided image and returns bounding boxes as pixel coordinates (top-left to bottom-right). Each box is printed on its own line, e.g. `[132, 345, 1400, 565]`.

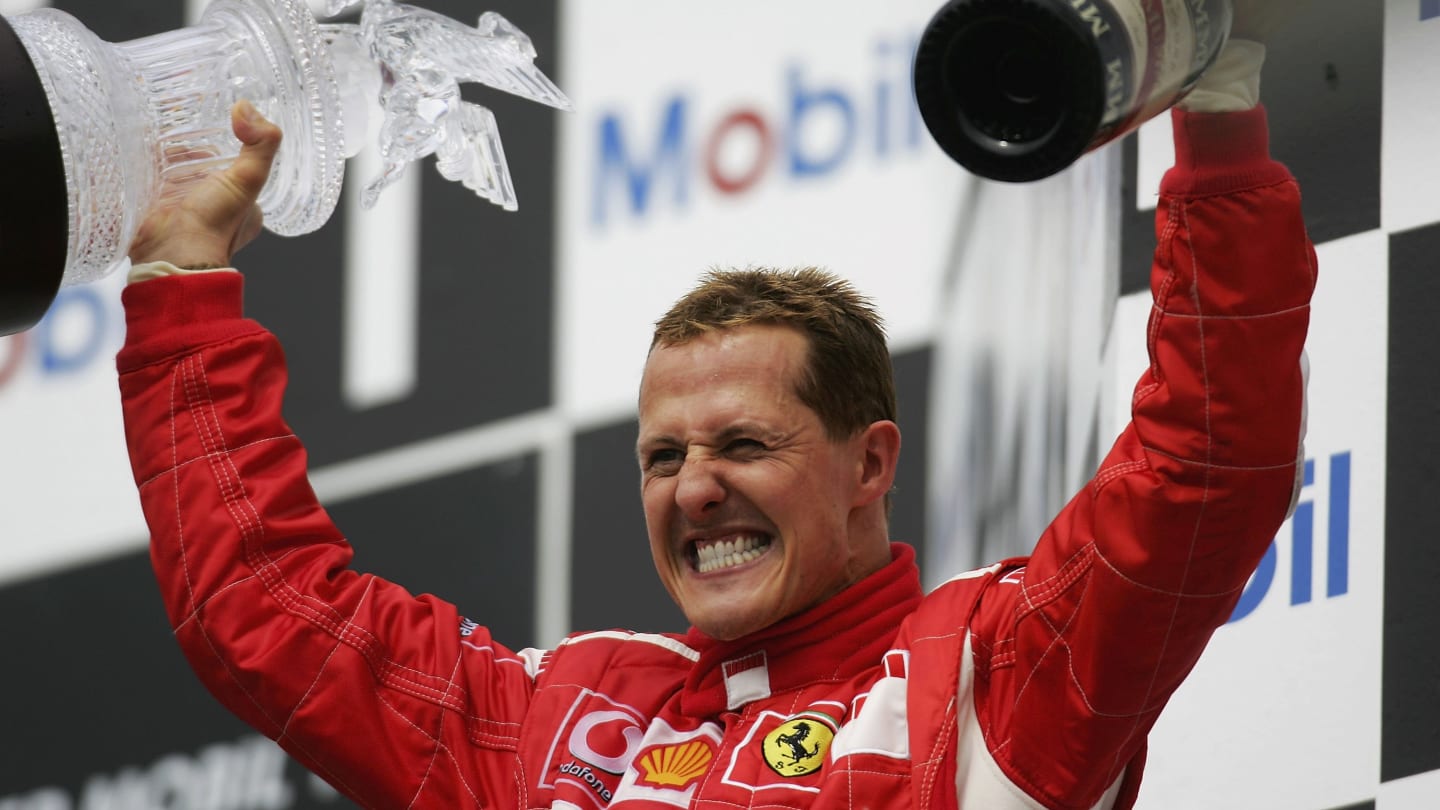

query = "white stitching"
[173, 547, 309, 633]
[282, 577, 378, 738]
[188, 358, 464, 699]
[1150, 302, 1311, 321]
[376, 693, 484, 808]
[406, 646, 466, 809]
[170, 364, 198, 619]
[1110, 200, 1215, 778]
[172, 359, 366, 806]
[1090, 543, 1249, 599]
[136, 435, 296, 491]
[1139, 443, 1298, 471]
[1008, 557, 1089, 714]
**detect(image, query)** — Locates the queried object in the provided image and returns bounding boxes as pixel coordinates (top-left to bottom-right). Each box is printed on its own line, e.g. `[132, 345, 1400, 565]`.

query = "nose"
[674, 453, 726, 520]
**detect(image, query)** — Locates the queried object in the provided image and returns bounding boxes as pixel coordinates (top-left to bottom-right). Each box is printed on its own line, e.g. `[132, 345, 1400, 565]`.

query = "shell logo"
[636, 740, 714, 789]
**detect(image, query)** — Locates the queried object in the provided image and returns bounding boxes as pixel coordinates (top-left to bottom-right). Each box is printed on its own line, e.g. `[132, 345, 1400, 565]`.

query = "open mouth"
[690, 534, 773, 574]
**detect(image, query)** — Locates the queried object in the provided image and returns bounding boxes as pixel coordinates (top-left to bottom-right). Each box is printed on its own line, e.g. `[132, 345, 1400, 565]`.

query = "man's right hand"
[127, 99, 282, 270]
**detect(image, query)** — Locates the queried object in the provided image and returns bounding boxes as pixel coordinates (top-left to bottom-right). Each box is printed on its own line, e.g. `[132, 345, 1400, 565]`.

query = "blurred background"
[0, 0, 1431, 808]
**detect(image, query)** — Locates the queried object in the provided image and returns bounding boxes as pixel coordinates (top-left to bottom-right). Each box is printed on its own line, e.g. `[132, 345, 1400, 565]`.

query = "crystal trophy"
[0, 0, 570, 335]
[913, 0, 1233, 182]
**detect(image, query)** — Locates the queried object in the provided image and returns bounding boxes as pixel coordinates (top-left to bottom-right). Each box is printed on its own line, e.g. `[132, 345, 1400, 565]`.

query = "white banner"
[1383, 0, 1440, 232]
[0, 272, 147, 584]
[556, 0, 967, 420]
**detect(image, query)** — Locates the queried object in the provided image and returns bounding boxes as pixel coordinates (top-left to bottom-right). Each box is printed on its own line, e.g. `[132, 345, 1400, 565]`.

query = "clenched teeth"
[695, 534, 771, 574]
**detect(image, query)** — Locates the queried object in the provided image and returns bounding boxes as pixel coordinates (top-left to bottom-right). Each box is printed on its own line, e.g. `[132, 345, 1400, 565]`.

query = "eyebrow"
[636, 422, 778, 457]
[714, 424, 770, 444]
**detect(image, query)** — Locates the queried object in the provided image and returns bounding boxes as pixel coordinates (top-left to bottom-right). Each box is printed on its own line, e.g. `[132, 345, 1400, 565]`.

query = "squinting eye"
[726, 439, 765, 454]
[645, 449, 683, 471]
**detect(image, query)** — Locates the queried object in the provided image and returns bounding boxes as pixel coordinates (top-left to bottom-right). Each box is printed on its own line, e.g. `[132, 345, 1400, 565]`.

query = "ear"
[851, 420, 901, 508]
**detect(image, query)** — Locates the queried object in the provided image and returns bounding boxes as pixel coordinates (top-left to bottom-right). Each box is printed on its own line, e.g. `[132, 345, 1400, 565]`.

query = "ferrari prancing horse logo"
[762, 716, 834, 777]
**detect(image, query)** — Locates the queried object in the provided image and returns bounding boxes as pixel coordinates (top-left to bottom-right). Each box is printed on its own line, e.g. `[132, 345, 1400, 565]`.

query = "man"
[117, 4, 1313, 808]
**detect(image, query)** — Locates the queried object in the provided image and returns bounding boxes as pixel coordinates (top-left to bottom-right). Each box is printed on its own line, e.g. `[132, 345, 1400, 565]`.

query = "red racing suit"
[116, 107, 1314, 810]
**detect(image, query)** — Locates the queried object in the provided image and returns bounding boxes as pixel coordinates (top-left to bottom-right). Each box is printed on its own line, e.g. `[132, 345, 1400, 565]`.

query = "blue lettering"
[1290, 460, 1315, 605]
[787, 66, 857, 177]
[0, 281, 127, 396]
[1228, 539, 1276, 623]
[1327, 452, 1351, 597]
[593, 96, 689, 225]
[37, 287, 108, 375]
[589, 33, 923, 227]
[874, 41, 893, 157]
[1228, 451, 1353, 624]
[872, 36, 926, 157]
[903, 35, 925, 150]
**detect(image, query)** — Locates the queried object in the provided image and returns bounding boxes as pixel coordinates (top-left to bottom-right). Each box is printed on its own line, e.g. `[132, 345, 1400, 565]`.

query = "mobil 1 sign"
[557, 0, 969, 419]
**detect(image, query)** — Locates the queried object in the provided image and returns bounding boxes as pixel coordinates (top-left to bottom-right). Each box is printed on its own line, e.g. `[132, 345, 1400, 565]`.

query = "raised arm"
[118, 101, 536, 808]
[964, 26, 1317, 810]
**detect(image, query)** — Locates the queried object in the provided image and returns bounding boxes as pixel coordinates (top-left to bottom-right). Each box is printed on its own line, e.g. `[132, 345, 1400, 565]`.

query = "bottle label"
[1092, 0, 1233, 145]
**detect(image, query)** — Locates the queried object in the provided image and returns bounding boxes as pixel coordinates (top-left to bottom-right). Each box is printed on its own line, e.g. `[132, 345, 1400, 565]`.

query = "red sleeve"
[972, 107, 1317, 808]
[117, 272, 535, 809]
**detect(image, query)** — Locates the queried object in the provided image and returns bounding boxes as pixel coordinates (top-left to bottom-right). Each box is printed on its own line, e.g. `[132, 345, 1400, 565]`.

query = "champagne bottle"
[913, 0, 1233, 182]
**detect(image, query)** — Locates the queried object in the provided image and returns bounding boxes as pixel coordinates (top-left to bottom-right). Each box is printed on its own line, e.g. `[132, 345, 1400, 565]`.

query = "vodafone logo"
[569, 710, 645, 774]
[542, 691, 653, 809]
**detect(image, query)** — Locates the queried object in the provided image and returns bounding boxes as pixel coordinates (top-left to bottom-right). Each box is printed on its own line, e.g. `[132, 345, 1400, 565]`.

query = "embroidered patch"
[637, 740, 715, 789]
[762, 716, 834, 777]
[539, 690, 647, 809]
